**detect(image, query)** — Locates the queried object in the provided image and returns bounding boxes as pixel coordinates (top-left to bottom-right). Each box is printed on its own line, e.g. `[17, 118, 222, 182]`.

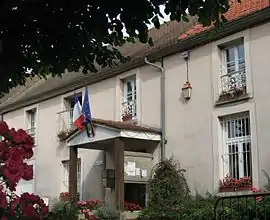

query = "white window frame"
[16, 160, 35, 195]
[122, 76, 137, 117]
[220, 40, 246, 94]
[220, 112, 252, 179]
[211, 30, 253, 103]
[26, 108, 37, 145]
[62, 159, 82, 197]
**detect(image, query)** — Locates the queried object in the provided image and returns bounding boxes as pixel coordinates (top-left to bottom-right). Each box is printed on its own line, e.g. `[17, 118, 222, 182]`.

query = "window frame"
[220, 40, 247, 94]
[220, 112, 252, 179]
[25, 107, 38, 146]
[122, 76, 137, 118]
[62, 159, 82, 196]
[16, 160, 35, 195]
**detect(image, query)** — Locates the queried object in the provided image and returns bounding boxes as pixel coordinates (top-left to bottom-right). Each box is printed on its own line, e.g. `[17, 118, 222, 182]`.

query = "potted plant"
[122, 104, 133, 121]
[218, 87, 246, 102]
[219, 175, 252, 192]
[57, 130, 68, 140]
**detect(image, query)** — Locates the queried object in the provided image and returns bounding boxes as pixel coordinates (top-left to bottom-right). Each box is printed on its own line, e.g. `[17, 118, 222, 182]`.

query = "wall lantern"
[181, 51, 192, 100]
[182, 82, 192, 99]
[102, 169, 115, 188]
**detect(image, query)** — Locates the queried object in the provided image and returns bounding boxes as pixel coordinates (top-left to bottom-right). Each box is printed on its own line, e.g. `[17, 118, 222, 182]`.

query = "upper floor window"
[26, 108, 37, 145]
[219, 40, 247, 101]
[220, 112, 252, 180]
[122, 76, 136, 121]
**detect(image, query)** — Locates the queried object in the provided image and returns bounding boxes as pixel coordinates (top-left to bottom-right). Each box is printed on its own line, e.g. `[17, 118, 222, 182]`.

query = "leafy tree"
[0, 0, 233, 95]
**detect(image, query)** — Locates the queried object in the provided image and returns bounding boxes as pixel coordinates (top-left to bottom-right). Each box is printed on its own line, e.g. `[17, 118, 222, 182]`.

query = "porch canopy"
[65, 118, 161, 211]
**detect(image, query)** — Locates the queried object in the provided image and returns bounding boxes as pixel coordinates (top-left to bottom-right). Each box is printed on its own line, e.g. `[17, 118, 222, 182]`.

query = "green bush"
[93, 206, 120, 220]
[138, 158, 270, 220]
[45, 200, 80, 220]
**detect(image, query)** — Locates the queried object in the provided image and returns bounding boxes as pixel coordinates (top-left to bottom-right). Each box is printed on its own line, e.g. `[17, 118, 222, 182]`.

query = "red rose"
[22, 164, 33, 181]
[7, 147, 24, 163]
[21, 203, 36, 217]
[0, 191, 7, 208]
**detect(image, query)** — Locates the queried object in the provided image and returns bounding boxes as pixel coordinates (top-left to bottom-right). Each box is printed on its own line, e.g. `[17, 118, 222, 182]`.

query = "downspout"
[144, 57, 166, 161]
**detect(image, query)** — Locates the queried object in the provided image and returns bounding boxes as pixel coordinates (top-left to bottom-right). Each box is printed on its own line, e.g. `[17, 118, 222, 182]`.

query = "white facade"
[2, 21, 270, 203]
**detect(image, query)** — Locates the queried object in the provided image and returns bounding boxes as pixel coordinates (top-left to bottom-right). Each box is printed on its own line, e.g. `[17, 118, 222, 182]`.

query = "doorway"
[124, 183, 146, 208]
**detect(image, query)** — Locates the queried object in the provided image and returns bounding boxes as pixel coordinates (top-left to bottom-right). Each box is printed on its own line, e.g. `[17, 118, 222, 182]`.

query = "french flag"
[72, 95, 85, 130]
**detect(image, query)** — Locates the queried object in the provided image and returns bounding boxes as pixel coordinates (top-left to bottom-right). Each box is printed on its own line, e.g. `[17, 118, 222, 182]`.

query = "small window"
[220, 112, 252, 179]
[26, 108, 37, 144]
[219, 40, 247, 98]
[122, 76, 137, 120]
[62, 159, 81, 197]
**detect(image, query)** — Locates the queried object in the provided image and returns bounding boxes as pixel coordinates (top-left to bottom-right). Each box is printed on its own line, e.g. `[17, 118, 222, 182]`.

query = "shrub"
[0, 121, 49, 219]
[93, 206, 120, 220]
[45, 200, 80, 220]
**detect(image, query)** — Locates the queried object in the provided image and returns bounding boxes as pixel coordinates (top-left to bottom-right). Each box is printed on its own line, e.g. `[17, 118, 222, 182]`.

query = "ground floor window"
[16, 161, 35, 195]
[220, 112, 252, 179]
[124, 183, 146, 208]
[62, 159, 81, 196]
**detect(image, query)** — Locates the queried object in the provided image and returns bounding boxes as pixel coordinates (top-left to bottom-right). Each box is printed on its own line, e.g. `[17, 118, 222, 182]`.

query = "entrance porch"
[66, 119, 161, 211]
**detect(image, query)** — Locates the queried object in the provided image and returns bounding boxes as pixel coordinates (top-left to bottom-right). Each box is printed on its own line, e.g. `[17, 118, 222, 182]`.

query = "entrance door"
[124, 183, 146, 208]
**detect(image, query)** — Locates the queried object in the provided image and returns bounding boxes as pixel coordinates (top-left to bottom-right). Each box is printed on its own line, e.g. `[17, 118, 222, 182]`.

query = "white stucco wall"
[3, 21, 270, 200]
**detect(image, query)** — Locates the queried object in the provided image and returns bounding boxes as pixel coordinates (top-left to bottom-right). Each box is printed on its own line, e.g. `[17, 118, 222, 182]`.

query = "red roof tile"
[179, 0, 270, 39]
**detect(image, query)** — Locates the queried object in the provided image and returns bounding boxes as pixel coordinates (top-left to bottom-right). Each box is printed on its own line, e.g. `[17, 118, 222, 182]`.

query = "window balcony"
[57, 109, 76, 140]
[121, 100, 136, 122]
[219, 62, 247, 102]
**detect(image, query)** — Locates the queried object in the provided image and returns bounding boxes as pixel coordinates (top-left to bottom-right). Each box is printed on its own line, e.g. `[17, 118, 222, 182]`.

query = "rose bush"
[0, 121, 49, 219]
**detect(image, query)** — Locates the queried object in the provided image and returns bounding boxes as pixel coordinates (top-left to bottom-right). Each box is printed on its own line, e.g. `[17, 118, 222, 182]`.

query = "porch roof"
[66, 118, 161, 148]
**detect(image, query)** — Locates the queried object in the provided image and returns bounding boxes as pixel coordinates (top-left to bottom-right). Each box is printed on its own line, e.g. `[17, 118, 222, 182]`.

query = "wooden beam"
[69, 146, 78, 201]
[114, 138, 124, 212]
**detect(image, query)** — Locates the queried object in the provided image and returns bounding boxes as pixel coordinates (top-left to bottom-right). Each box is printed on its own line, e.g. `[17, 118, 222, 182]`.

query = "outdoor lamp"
[182, 82, 192, 100]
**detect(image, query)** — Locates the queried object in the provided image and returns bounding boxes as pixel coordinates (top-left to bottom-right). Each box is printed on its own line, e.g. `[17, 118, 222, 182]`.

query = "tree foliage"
[0, 0, 233, 95]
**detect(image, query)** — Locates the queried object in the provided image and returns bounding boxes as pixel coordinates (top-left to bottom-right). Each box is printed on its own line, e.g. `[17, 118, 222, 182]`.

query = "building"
[1, 0, 270, 207]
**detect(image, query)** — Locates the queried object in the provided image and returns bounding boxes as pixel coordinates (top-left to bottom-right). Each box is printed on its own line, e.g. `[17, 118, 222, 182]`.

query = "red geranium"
[0, 121, 49, 219]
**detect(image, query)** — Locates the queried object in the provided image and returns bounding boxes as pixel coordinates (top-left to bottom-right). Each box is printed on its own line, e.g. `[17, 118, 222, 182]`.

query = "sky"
[147, 5, 170, 29]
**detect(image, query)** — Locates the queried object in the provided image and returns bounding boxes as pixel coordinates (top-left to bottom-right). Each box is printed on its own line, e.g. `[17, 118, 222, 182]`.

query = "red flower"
[0, 121, 48, 219]
[22, 164, 34, 181]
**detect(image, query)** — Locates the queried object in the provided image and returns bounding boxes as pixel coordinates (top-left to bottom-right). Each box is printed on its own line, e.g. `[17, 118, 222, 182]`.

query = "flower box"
[218, 175, 252, 193]
[219, 186, 251, 193]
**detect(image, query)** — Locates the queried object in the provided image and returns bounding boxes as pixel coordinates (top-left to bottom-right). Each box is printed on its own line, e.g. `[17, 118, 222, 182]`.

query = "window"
[62, 159, 81, 196]
[220, 113, 252, 179]
[26, 108, 37, 145]
[220, 41, 246, 95]
[16, 163, 34, 195]
[122, 76, 136, 120]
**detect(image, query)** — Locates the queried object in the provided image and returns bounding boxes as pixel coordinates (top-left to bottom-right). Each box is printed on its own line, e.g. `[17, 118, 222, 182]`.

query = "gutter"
[1, 7, 270, 114]
[144, 57, 166, 161]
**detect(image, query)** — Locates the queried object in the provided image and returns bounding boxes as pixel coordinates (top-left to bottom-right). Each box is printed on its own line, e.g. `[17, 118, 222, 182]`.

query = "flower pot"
[219, 186, 251, 193]
[122, 114, 133, 121]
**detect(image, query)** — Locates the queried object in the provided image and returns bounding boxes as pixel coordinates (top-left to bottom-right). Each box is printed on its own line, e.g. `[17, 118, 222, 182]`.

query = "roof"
[92, 118, 161, 133]
[0, 18, 198, 111]
[1, 3, 270, 113]
[179, 0, 270, 39]
[61, 118, 161, 141]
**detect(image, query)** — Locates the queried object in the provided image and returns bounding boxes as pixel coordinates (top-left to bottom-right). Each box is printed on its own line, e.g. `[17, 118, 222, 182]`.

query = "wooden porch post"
[114, 138, 124, 212]
[69, 146, 78, 201]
